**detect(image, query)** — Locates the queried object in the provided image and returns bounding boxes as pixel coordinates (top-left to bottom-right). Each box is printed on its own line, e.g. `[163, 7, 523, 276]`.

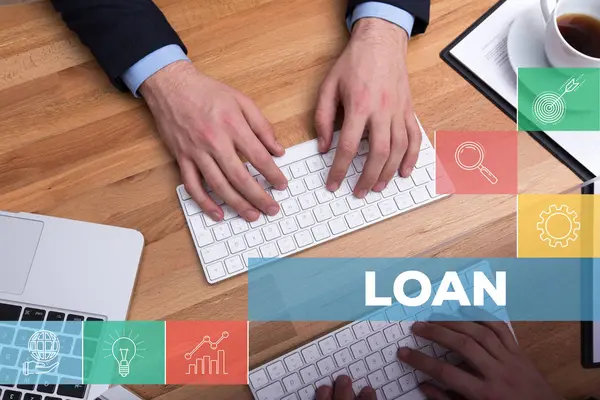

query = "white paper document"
[448, 0, 600, 177]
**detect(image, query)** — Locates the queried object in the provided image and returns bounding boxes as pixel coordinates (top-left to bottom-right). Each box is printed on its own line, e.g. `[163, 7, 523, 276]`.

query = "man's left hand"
[315, 18, 421, 198]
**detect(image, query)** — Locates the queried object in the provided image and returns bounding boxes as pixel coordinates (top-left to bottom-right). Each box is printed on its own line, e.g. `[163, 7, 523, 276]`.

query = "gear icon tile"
[536, 204, 581, 248]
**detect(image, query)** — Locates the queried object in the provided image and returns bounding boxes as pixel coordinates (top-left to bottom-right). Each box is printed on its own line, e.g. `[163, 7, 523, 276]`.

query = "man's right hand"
[140, 61, 288, 222]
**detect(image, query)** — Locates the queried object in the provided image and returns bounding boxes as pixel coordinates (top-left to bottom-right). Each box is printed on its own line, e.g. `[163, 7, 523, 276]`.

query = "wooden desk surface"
[1, 0, 598, 398]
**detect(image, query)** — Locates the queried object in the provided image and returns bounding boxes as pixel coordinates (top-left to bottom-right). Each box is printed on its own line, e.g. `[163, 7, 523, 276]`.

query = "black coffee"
[557, 13, 600, 58]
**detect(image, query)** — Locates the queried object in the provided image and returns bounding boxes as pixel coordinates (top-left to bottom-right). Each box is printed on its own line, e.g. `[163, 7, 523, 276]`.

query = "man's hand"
[140, 61, 288, 222]
[397, 321, 564, 400]
[316, 376, 376, 400]
[315, 18, 421, 198]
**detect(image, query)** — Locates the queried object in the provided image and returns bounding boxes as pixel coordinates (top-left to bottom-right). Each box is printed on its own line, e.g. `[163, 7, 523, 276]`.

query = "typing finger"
[315, 77, 339, 153]
[397, 347, 483, 400]
[419, 383, 453, 400]
[373, 117, 408, 191]
[358, 386, 377, 400]
[315, 385, 333, 400]
[354, 116, 391, 196]
[179, 157, 223, 221]
[332, 375, 354, 400]
[399, 113, 422, 177]
[327, 109, 367, 192]
[237, 94, 285, 157]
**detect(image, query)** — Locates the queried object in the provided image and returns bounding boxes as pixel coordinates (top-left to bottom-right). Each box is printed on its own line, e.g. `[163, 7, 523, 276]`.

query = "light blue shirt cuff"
[122, 44, 190, 98]
[347, 2, 416, 38]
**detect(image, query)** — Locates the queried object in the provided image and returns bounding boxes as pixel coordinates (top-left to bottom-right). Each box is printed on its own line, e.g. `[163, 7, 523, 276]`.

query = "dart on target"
[532, 75, 585, 126]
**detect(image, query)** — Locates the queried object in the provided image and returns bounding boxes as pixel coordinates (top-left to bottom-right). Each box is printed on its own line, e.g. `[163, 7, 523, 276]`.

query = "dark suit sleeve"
[346, 0, 431, 36]
[51, 0, 187, 91]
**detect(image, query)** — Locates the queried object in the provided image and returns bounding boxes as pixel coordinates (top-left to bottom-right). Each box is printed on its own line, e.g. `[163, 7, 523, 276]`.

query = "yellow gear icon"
[536, 204, 580, 248]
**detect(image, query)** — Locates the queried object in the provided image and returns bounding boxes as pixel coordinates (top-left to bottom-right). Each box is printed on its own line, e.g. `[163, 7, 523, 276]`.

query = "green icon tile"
[518, 68, 600, 132]
[83, 321, 165, 385]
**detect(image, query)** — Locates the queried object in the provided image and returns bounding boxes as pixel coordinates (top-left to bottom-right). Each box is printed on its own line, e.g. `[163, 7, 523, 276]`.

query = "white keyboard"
[177, 125, 445, 284]
[248, 264, 513, 400]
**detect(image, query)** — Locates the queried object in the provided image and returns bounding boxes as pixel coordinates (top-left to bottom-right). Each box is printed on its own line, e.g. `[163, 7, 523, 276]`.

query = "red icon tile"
[166, 321, 248, 385]
[435, 131, 517, 194]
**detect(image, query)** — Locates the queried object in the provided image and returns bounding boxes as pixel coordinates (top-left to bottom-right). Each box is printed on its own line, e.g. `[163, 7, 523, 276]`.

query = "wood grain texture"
[0, 0, 598, 398]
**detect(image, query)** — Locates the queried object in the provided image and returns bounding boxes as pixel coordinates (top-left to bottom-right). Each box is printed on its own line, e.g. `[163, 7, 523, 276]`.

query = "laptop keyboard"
[0, 301, 105, 400]
[177, 125, 446, 284]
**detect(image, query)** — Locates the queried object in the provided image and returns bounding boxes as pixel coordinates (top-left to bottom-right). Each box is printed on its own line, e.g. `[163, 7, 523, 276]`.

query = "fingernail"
[266, 205, 280, 216]
[397, 347, 411, 358]
[326, 182, 339, 192]
[210, 211, 222, 222]
[403, 167, 413, 177]
[245, 209, 260, 221]
[336, 375, 351, 386]
[356, 189, 368, 198]
[276, 141, 285, 153]
[276, 181, 288, 190]
[373, 181, 386, 192]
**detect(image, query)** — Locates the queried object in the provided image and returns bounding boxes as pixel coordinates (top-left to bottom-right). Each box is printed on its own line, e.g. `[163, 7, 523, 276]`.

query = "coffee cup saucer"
[507, 5, 550, 74]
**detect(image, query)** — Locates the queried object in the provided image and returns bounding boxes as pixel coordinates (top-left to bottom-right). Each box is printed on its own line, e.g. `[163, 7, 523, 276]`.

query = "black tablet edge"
[439, 0, 595, 182]
[581, 181, 598, 369]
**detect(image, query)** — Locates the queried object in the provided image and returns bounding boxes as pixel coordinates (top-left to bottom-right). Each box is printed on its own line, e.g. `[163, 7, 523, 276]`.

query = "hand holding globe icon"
[22, 330, 61, 376]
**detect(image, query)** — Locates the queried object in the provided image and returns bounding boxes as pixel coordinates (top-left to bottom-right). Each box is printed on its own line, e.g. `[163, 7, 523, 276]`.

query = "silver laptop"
[0, 211, 144, 400]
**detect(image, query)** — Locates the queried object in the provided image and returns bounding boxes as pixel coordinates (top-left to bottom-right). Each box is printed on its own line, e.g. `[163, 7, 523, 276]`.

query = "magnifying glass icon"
[454, 141, 498, 185]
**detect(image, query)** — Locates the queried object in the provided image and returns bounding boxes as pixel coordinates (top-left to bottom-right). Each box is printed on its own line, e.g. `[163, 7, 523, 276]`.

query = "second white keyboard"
[177, 124, 445, 284]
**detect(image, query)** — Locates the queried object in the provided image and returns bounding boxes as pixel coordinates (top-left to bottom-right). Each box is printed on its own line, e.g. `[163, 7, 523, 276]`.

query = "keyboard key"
[333, 348, 352, 367]
[200, 243, 229, 264]
[203, 213, 219, 227]
[290, 161, 309, 178]
[23, 394, 41, 400]
[64, 314, 84, 334]
[242, 249, 261, 267]
[398, 335, 418, 350]
[426, 181, 439, 198]
[367, 332, 386, 350]
[0, 304, 21, 321]
[37, 375, 57, 394]
[298, 385, 316, 400]
[411, 168, 430, 186]
[262, 225, 281, 241]
[284, 353, 304, 371]
[282, 373, 302, 392]
[294, 231, 313, 248]
[227, 237, 247, 254]
[14, 330, 33, 347]
[381, 183, 399, 198]
[0, 327, 15, 345]
[378, 199, 398, 216]
[296, 212, 315, 229]
[322, 149, 336, 166]
[301, 345, 321, 364]
[193, 227, 214, 248]
[266, 360, 286, 380]
[311, 224, 330, 241]
[352, 378, 369, 395]
[178, 185, 191, 200]
[256, 175, 271, 189]
[410, 186, 430, 204]
[315, 377, 332, 390]
[281, 199, 300, 216]
[362, 205, 381, 222]
[266, 209, 284, 222]
[399, 372, 418, 392]
[57, 380, 87, 398]
[334, 182, 351, 198]
[183, 199, 201, 215]
[307, 155, 325, 172]
[249, 369, 268, 389]
[382, 343, 398, 363]
[352, 155, 367, 173]
[22, 308, 45, 324]
[281, 167, 292, 181]
[206, 263, 226, 280]
[416, 148, 435, 168]
[260, 243, 279, 258]
[328, 218, 347, 235]
[315, 188, 333, 203]
[305, 174, 323, 191]
[2, 391, 21, 400]
[225, 256, 245, 274]
[367, 369, 386, 388]
[298, 193, 317, 210]
[0, 348, 18, 367]
[383, 381, 402, 400]
[271, 188, 290, 202]
[383, 324, 402, 343]
[57, 335, 74, 354]
[280, 218, 299, 235]
[335, 329, 354, 346]
[330, 199, 349, 216]
[346, 196, 365, 210]
[277, 237, 296, 254]
[384, 361, 403, 380]
[318, 336, 337, 355]
[230, 218, 249, 235]
[256, 381, 284, 400]
[314, 206, 332, 222]
[332, 368, 349, 381]
[350, 340, 369, 358]
[349, 360, 368, 379]
[299, 364, 318, 383]
[244, 231, 264, 247]
[394, 177, 414, 192]
[247, 163, 261, 177]
[250, 214, 267, 228]
[288, 180, 306, 196]
[365, 352, 384, 371]
[46, 311, 65, 323]
[365, 191, 382, 204]
[317, 356, 336, 375]
[213, 224, 232, 241]
[394, 193, 415, 211]
[352, 321, 371, 339]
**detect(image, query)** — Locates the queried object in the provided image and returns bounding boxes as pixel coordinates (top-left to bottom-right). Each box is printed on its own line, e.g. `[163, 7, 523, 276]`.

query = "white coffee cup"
[540, 0, 600, 68]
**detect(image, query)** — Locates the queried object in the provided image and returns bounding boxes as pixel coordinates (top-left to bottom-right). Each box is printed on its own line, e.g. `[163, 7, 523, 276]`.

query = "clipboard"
[439, 0, 594, 183]
[440, 0, 598, 368]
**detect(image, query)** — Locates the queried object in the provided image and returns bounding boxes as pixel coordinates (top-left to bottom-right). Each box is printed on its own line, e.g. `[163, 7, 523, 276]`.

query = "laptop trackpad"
[0, 215, 43, 295]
